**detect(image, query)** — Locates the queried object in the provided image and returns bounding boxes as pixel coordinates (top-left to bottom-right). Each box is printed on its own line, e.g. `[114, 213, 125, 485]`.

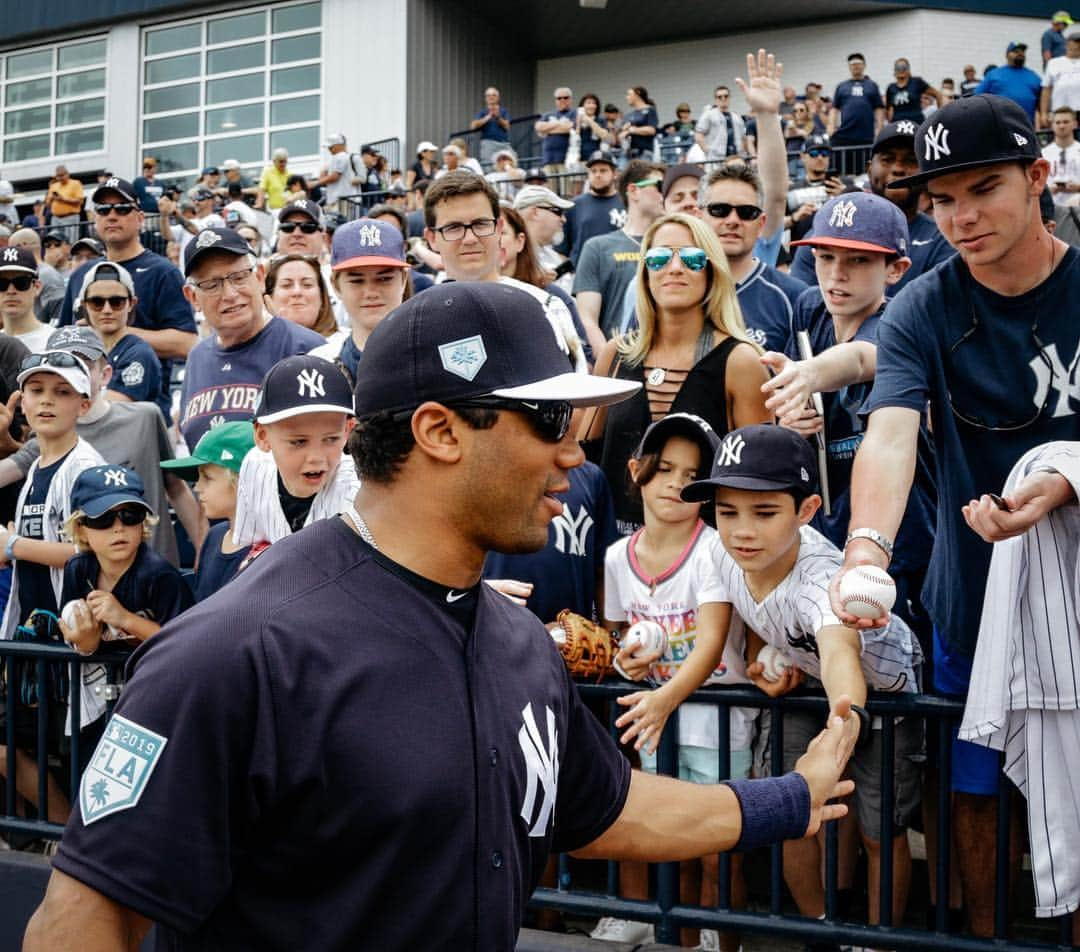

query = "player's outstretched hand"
[794, 704, 857, 837]
[484, 578, 533, 606]
[962, 470, 1075, 543]
[829, 562, 889, 630]
[746, 660, 804, 697]
[615, 689, 674, 754]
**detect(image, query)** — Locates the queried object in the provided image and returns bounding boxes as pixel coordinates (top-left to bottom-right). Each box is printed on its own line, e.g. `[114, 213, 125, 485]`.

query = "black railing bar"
[880, 713, 896, 928]
[35, 659, 47, 824]
[0, 814, 63, 839]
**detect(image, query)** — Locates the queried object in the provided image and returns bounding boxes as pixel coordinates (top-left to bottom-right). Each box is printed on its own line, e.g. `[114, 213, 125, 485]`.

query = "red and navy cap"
[791, 192, 909, 256]
[352, 281, 639, 419]
[888, 93, 1041, 190]
[682, 424, 819, 499]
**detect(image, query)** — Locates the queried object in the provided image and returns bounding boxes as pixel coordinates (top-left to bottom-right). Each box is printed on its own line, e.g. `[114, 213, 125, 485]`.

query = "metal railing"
[531, 681, 1077, 951]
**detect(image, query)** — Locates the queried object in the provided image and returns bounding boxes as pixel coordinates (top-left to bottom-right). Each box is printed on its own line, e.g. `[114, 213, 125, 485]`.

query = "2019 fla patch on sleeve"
[79, 714, 169, 825]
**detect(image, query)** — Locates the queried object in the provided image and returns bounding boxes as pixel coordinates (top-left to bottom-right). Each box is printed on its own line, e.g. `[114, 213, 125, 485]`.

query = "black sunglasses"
[278, 221, 321, 234]
[704, 202, 763, 221]
[94, 203, 136, 217]
[0, 275, 34, 292]
[82, 506, 148, 531]
[84, 295, 130, 311]
[450, 397, 573, 442]
[20, 351, 88, 374]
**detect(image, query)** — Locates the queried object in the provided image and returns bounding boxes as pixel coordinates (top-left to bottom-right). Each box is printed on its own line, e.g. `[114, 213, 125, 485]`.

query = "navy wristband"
[723, 773, 811, 852]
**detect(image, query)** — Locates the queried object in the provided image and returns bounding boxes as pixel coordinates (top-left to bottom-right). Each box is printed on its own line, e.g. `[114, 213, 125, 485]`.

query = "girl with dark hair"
[622, 87, 659, 158]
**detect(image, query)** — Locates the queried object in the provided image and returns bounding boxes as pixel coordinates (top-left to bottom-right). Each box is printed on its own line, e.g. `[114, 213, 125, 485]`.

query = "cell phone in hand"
[826, 168, 839, 179]
[988, 493, 1012, 512]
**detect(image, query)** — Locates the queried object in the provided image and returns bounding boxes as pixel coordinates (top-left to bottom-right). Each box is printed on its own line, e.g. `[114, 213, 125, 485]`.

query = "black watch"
[850, 704, 872, 749]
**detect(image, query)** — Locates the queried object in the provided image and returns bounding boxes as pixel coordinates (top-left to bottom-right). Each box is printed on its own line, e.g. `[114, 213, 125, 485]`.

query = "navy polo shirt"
[475, 107, 510, 142]
[540, 108, 577, 164]
[54, 518, 630, 950]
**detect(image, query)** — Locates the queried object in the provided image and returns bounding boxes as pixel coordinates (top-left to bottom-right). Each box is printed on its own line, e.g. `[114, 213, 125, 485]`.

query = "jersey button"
[489, 747, 498, 766]
[491, 850, 504, 869]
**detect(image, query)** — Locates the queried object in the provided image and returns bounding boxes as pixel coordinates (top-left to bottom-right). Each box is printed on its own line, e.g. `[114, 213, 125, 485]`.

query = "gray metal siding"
[405, 0, 533, 158]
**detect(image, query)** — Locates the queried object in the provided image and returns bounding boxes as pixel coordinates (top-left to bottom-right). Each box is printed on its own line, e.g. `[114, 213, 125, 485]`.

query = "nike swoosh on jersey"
[446, 590, 468, 603]
[911, 239, 932, 246]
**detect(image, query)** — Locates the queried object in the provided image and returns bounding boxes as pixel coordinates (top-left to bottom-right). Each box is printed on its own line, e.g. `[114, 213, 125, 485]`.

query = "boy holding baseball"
[231, 355, 358, 558]
[683, 423, 922, 933]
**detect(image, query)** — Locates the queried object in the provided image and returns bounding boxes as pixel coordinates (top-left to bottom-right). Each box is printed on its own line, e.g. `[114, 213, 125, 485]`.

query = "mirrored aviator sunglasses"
[642, 246, 709, 272]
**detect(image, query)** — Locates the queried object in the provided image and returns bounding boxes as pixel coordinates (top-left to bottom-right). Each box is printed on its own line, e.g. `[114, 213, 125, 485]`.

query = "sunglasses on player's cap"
[352, 282, 640, 420]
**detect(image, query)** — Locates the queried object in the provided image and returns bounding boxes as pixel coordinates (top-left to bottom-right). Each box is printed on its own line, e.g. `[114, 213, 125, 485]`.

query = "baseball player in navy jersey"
[962, 445, 1080, 936]
[26, 283, 855, 952]
[831, 94, 1080, 937]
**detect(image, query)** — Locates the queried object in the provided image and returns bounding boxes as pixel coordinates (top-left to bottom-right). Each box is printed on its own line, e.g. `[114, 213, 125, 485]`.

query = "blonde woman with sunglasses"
[581, 212, 771, 533]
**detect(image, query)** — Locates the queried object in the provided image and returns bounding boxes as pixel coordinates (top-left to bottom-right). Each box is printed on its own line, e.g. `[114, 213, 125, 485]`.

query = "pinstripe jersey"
[713, 525, 921, 692]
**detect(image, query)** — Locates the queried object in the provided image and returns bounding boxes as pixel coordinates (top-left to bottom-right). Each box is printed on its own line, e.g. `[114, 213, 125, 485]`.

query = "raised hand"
[734, 48, 783, 117]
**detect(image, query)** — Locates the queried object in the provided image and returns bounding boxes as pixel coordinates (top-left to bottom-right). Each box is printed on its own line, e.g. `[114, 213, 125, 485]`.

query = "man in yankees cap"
[27, 282, 855, 950]
[831, 94, 1080, 937]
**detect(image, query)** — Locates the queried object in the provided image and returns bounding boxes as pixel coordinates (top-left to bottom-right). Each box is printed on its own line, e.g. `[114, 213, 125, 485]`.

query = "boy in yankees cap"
[231, 354, 358, 553]
[683, 423, 922, 932]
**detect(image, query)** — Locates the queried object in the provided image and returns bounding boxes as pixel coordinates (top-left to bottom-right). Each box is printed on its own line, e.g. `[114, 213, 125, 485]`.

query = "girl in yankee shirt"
[597, 413, 754, 951]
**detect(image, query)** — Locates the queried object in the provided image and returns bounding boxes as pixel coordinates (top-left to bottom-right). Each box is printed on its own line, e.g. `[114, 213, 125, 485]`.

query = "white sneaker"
[694, 928, 722, 951]
[589, 916, 655, 943]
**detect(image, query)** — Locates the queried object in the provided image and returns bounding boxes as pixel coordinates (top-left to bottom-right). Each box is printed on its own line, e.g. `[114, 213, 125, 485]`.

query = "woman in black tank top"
[581, 212, 773, 530]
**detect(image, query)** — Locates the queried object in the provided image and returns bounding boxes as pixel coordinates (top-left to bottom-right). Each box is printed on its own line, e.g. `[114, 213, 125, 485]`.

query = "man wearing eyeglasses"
[695, 85, 747, 160]
[26, 281, 856, 952]
[535, 87, 577, 185]
[56, 178, 197, 425]
[831, 94, 1080, 939]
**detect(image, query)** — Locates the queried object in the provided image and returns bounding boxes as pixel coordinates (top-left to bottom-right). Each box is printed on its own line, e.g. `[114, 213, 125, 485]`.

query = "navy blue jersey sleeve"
[144, 263, 197, 333]
[58, 260, 92, 326]
[107, 337, 163, 403]
[550, 660, 631, 854]
[60, 553, 95, 606]
[51, 602, 278, 932]
[863, 286, 934, 415]
[147, 563, 196, 623]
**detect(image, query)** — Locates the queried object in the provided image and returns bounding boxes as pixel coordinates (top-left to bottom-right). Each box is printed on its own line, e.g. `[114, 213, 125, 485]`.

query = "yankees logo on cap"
[682, 424, 819, 502]
[0, 245, 37, 276]
[254, 354, 353, 424]
[828, 199, 857, 228]
[357, 223, 381, 247]
[90, 176, 140, 206]
[331, 218, 409, 271]
[791, 192, 909, 257]
[635, 412, 720, 470]
[888, 94, 1041, 190]
[71, 464, 154, 519]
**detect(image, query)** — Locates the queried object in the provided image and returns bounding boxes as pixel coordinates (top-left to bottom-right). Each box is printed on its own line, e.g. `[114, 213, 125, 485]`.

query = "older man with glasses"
[55, 178, 197, 425]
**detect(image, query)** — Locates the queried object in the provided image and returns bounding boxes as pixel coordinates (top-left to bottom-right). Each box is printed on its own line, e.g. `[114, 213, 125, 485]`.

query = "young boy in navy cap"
[231, 354, 358, 555]
[683, 424, 922, 932]
[58, 464, 193, 760]
[161, 421, 256, 600]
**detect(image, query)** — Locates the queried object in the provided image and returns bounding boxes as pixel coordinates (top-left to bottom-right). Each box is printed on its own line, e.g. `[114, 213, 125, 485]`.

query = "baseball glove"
[554, 609, 617, 680]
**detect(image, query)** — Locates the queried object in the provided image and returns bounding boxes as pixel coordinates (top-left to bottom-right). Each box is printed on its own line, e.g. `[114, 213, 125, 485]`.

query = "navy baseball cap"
[682, 424, 819, 500]
[91, 176, 140, 206]
[254, 355, 354, 424]
[803, 133, 830, 153]
[1006, 41, 1027, 53]
[70, 236, 104, 258]
[791, 192, 909, 256]
[872, 119, 919, 154]
[71, 464, 153, 519]
[661, 163, 704, 199]
[279, 198, 324, 227]
[183, 226, 251, 276]
[585, 150, 616, 168]
[889, 94, 1041, 190]
[0, 246, 37, 276]
[332, 218, 408, 271]
[42, 229, 68, 246]
[352, 282, 640, 418]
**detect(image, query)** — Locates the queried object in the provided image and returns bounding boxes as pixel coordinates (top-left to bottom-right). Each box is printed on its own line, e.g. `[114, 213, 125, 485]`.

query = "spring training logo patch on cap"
[79, 715, 168, 825]
[828, 199, 858, 228]
[439, 335, 487, 381]
[357, 223, 381, 247]
[924, 123, 951, 162]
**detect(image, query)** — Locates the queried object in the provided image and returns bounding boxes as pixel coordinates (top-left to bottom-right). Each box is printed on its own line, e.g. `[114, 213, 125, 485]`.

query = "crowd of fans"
[0, 20, 1078, 952]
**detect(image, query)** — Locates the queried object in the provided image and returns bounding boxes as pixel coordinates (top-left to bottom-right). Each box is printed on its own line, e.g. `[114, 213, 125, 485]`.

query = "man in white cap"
[513, 185, 574, 289]
[312, 134, 353, 215]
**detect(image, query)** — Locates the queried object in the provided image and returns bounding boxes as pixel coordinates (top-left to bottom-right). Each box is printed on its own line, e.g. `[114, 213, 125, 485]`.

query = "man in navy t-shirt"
[469, 86, 511, 165]
[57, 178, 196, 423]
[26, 283, 854, 951]
[831, 94, 1080, 939]
[558, 152, 625, 266]
[828, 53, 884, 146]
[178, 227, 322, 448]
[976, 43, 1043, 122]
[535, 87, 577, 175]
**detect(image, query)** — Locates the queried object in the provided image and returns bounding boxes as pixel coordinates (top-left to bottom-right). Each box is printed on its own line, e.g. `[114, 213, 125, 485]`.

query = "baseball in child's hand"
[756, 644, 793, 683]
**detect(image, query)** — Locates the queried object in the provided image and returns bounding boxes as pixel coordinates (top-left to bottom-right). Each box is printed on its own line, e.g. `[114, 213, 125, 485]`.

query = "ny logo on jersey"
[609, 207, 628, 229]
[196, 230, 221, 249]
[551, 505, 594, 556]
[893, 90, 910, 106]
[357, 223, 381, 247]
[717, 432, 746, 467]
[438, 335, 487, 381]
[1030, 342, 1080, 419]
[924, 124, 951, 162]
[895, 120, 918, 136]
[103, 468, 128, 487]
[518, 703, 559, 837]
[828, 200, 857, 229]
[1, 248, 18, 262]
[296, 368, 325, 399]
[851, 84, 864, 96]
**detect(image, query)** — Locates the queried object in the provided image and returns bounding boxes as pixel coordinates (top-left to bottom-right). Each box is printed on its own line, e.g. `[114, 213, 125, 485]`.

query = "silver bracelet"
[845, 527, 894, 560]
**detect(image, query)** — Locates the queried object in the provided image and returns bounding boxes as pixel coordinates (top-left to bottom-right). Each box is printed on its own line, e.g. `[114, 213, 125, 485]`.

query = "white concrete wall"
[535, 10, 1047, 121]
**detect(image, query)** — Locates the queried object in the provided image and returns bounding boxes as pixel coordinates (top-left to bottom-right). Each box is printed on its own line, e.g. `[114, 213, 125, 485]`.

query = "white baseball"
[60, 600, 84, 630]
[623, 621, 668, 657]
[756, 644, 793, 683]
[838, 565, 896, 619]
[549, 625, 566, 646]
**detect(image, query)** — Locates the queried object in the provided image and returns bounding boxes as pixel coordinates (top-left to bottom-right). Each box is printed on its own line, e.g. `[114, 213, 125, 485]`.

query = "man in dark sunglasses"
[832, 95, 1080, 940]
[26, 281, 854, 951]
[276, 198, 327, 257]
[56, 177, 197, 425]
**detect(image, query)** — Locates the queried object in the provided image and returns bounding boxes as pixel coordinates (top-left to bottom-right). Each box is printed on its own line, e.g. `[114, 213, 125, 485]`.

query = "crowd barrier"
[1, 640, 1075, 949]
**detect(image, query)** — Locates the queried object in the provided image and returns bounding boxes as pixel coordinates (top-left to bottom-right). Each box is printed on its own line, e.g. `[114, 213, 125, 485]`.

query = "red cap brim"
[332, 256, 409, 271]
[789, 237, 899, 255]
